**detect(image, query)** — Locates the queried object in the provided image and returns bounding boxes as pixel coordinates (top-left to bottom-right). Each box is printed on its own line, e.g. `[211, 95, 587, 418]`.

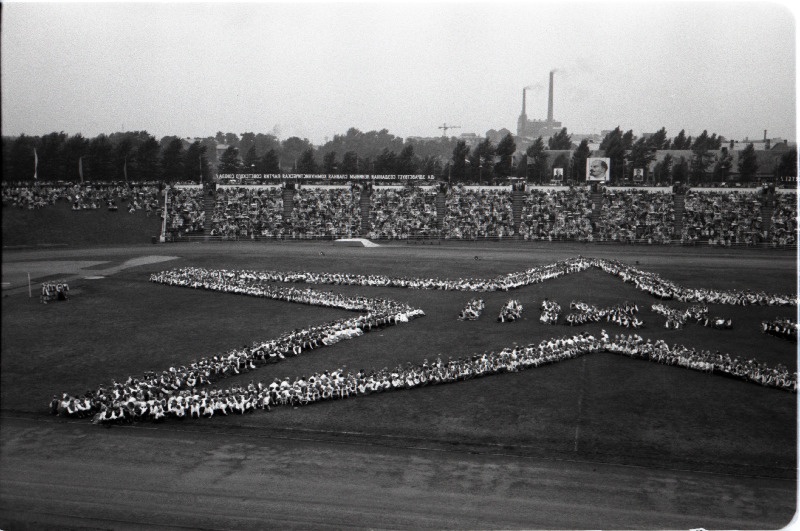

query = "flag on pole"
[33, 148, 38, 180]
[78, 156, 84, 183]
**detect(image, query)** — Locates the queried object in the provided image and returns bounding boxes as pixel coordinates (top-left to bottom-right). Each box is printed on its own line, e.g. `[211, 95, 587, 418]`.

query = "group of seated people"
[539, 299, 561, 324]
[518, 188, 594, 242]
[166, 187, 205, 234]
[458, 298, 485, 321]
[595, 258, 796, 306]
[596, 190, 674, 244]
[762, 318, 797, 341]
[443, 186, 515, 240]
[497, 299, 523, 322]
[2, 182, 796, 247]
[769, 194, 798, 247]
[681, 191, 767, 246]
[40, 281, 69, 304]
[652, 303, 732, 330]
[369, 187, 439, 239]
[209, 187, 284, 239]
[1, 181, 163, 213]
[289, 187, 362, 239]
[54, 325, 797, 424]
[564, 301, 642, 328]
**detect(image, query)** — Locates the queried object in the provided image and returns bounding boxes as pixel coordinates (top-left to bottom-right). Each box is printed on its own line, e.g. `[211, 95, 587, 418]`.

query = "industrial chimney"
[547, 71, 554, 123]
[522, 88, 527, 116]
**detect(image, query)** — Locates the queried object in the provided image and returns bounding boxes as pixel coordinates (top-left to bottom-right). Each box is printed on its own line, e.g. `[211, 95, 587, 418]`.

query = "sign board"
[633, 168, 644, 182]
[552, 168, 564, 181]
[586, 158, 611, 182]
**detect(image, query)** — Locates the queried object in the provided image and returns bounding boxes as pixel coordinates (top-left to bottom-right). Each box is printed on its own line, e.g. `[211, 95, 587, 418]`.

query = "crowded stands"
[770, 192, 797, 247]
[209, 186, 284, 239]
[681, 191, 766, 246]
[596, 190, 674, 244]
[519, 188, 594, 242]
[369, 186, 438, 239]
[2, 182, 797, 246]
[290, 187, 361, 239]
[443, 186, 515, 239]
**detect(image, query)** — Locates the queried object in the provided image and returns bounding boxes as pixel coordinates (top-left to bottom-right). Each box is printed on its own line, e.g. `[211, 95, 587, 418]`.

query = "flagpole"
[33, 148, 38, 181]
[28, 273, 32, 298]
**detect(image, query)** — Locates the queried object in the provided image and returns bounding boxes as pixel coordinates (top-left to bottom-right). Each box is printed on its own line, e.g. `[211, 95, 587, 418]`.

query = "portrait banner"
[586, 158, 611, 182]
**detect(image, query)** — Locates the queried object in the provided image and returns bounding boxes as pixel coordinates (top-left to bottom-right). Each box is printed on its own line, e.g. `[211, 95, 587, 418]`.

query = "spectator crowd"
[2, 182, 796, 247]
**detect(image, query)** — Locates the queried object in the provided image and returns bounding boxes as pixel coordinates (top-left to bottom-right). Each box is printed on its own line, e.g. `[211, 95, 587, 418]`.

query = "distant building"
[516, 72, 564, 152]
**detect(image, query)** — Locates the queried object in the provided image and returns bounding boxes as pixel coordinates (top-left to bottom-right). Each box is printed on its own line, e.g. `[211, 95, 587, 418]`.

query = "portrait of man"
[587, 158, 610, 182]
[633, 168, 644, 181]
[553, 168, 564, 180]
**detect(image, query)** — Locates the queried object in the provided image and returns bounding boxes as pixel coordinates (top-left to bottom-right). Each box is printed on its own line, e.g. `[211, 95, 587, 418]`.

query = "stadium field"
[1, 240, 797, 529]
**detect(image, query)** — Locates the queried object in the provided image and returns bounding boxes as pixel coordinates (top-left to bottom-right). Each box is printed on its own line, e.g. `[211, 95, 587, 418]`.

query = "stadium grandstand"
[2, 179, 795, 248]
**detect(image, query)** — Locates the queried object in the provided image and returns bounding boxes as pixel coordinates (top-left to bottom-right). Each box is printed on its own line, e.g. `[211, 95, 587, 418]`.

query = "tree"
[184, 141, 209, 183]
[61, 134, 89, 182]
[737, 143, 759, 183]
[242, 145, 259, 172]
[571, 139, 591, 182]
[281, 137, 313, 170]
[296, 148, 318, 174]
[114, 137, 134, 182]
[599, 127, 626, 183]
[224, 132, 240, 149]
[471, 138, 496, 183]
[494, 133, 517, 179]
[86, 135, 114, 181]
[7, 134, 37, 181]
[322, 151, 338, 174]
[451, 140, 470, 182]
[712, 147, 733, 183]
[396, 145, 418, 174]
[217, 146, 241, 174]
[374, 148, 397, 175]
[38, 132, 68, 181]
[655, 153, 673, 184]
[526, 137, 548, 183]
[239, 132, 256, 158]
[341, 151, 358, 174]
[258, 149, 281, 174]
[161, 138, 185, 183]
[777, 148, 797, 178]
[672, 129, 690, 150]
[627, 137, 656, 182]
[548, 128, 572, 150]
[135, 136, 161, 181]
[672, 156, 689, 184]
[647, 127, 669, 150]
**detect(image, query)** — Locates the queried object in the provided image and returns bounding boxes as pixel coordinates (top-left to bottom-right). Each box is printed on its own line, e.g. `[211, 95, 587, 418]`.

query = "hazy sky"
[2, 1, 796, 144]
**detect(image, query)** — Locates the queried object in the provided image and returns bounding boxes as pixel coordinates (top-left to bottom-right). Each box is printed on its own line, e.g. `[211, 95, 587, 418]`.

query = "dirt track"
[1, 415, 795, 530]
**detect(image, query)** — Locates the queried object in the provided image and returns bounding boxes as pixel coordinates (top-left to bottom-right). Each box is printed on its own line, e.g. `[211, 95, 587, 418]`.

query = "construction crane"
[438, 123, 461, 137]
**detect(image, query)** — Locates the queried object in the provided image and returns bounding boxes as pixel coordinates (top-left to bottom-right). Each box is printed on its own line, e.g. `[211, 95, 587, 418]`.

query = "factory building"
[517, 71, 562, 143]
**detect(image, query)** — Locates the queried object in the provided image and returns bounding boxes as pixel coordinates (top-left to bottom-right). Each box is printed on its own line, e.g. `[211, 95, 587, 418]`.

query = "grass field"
[2, 241, 797, 488]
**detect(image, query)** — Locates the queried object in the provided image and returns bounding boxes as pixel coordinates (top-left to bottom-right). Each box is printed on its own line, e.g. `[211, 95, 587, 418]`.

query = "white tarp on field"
[334, 239, 381, 247]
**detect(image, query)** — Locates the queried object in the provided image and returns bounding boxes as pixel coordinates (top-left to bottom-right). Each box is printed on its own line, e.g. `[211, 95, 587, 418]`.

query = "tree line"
[2, 126, 796, 184]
